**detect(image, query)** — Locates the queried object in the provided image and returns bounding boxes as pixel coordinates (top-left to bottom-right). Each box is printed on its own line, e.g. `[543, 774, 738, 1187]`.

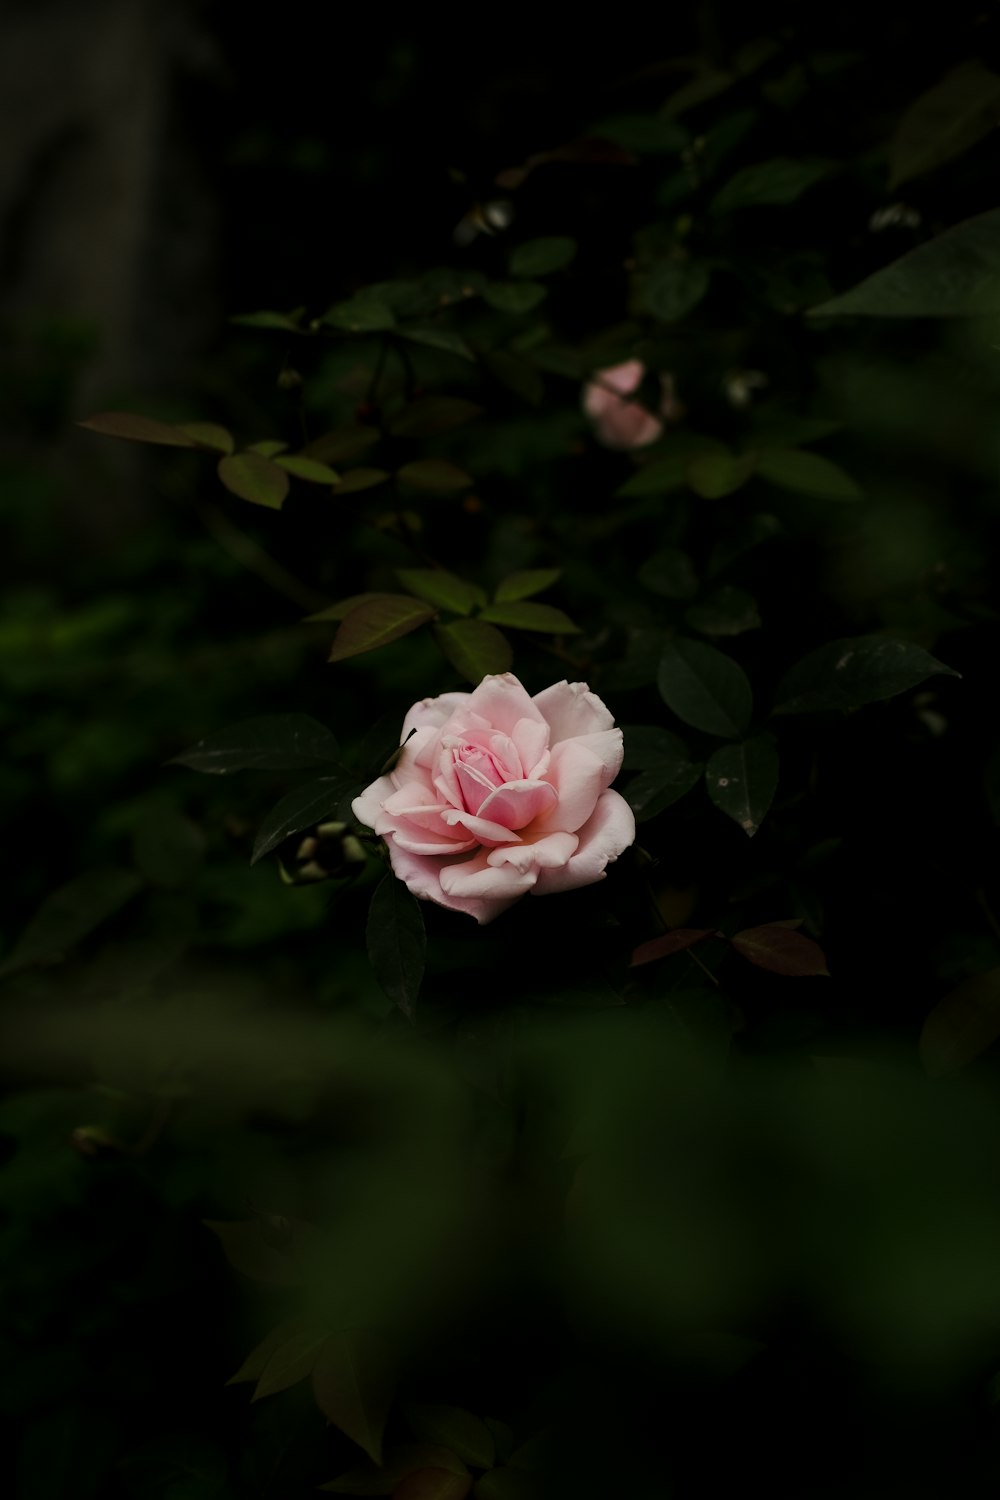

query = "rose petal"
[544, 740, 608, 832]
[487, 831, 578, 872]
[534, 789, 636, 894]
[465, 674, 547, 738]
[478, 778, 559, 832]
[388, 820, 478, 856]
[566, 729, 623, 786]
[595, 404, 663, 451]
[401, 691, 471, 740]
[533, 681, 615, 745]
[439, 851, 539, 901]
[384, 842, 497, 922]
[584, 359, 644, 408]
[510, 716, 550, 777]
[453, 761, 498, 815]
[352, 775, 396, 831]
[440, 809, 522, 845]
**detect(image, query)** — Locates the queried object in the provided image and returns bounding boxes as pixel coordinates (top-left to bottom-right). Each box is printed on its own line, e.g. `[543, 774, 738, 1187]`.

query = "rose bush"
[582, 359, 677, 450]
[353, 673, 635, 923]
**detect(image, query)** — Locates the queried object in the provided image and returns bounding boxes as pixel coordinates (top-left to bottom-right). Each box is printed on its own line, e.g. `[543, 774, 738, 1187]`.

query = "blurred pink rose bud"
[353, 673, 635, 924]
[582, 360, 677, 450]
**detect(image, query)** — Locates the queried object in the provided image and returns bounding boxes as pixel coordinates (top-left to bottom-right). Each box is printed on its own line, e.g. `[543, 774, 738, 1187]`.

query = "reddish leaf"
[920, 967, 1000, 1078]
[394, 1471, 472, 1500]
[729, 924, 830, 976]
[78, 411, 202, 447]
[312, 1329, 397, 1464]
[329, 596, 435, 662]
[306, 593, 402, 623]
[630, 929, 717, 968]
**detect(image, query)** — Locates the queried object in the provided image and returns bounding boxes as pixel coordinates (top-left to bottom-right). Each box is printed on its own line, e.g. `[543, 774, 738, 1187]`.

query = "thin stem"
[196, 502, 331, 613]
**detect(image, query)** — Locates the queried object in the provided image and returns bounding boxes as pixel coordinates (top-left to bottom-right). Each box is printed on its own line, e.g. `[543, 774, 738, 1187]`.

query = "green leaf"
[625, 760, 702, 822]
[336, 467, 390, 494]
[389, 397, 483, 437]
[398, 327, 475, 361]
[687, 451, 756, 498]
[323, 292, 396, 331]
[321, 1447, 468, 1494]
[176, 422, 234, 453]
[756, 448, 861, 500]
[397, 459, 473, 492]
[638, 548, 699, 600]
[406, 1406, 494, 1470]
[684, 586, 761, 636]
[479, 602, 580, 634]
[78, 411, 203, 447]
[119, 1435, 230, 1500]
[658, 638, 753, 738]
[483, 281, 548, 314]
[367, 873, 426, 1019]
[131, 810, 206, 886]
[920, 968, 1000, 1077]
[808, 209, 1000, 317]
[171, 715, 340, 773]
[494, 569, 561, 602]
[591, 114, 687, 153]
[729, 924, 830, 976]
[311, 1330, 396, 1465]
[246, 439, 290, 457]
[329, 597, 436, 662]
[217, 452, 290, 510]
[705, 734, 779, 836]
[889, 60, 1000, 190]
[16, 1405, 120, 1500]
[253, 1326, 330, 1401]
[641, 259, 710, 322]
[746, 416, 842, 448]
[434, 621, 513, 683]
[226, 1320, 307, 1385]
[509, 237, 577, 277]
[710, 156, 835, 213]
[274, 455, 340, 484]
[396, 1473, 472, 1500]
[621, 725, 692, 771]
[480, 349, 545, 406]
[396, 569, 484, 615]
[230, 308, 304, 330]
[630, 928, 717, 967]
[773, 634, 959, 715]
[252, 777, 357, 865]
[0, 867, 143, 978]
[473, 1469, 544, 1500]
[202, 1220, 302, 1285]
[615, 454, 694, 497]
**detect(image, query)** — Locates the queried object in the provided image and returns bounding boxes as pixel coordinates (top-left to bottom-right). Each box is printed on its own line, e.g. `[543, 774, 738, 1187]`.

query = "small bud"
[277, 818, 369, 885]
[277, 367, 303, 391]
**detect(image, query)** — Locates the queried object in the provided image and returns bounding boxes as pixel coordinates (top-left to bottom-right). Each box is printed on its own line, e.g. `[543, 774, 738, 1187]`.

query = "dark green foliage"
[8, 6, 1000, 1497]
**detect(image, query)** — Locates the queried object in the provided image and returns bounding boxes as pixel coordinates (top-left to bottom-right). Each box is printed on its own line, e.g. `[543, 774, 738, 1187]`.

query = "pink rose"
[352, 673, 636, 924]
[582, 359, 677, 450]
